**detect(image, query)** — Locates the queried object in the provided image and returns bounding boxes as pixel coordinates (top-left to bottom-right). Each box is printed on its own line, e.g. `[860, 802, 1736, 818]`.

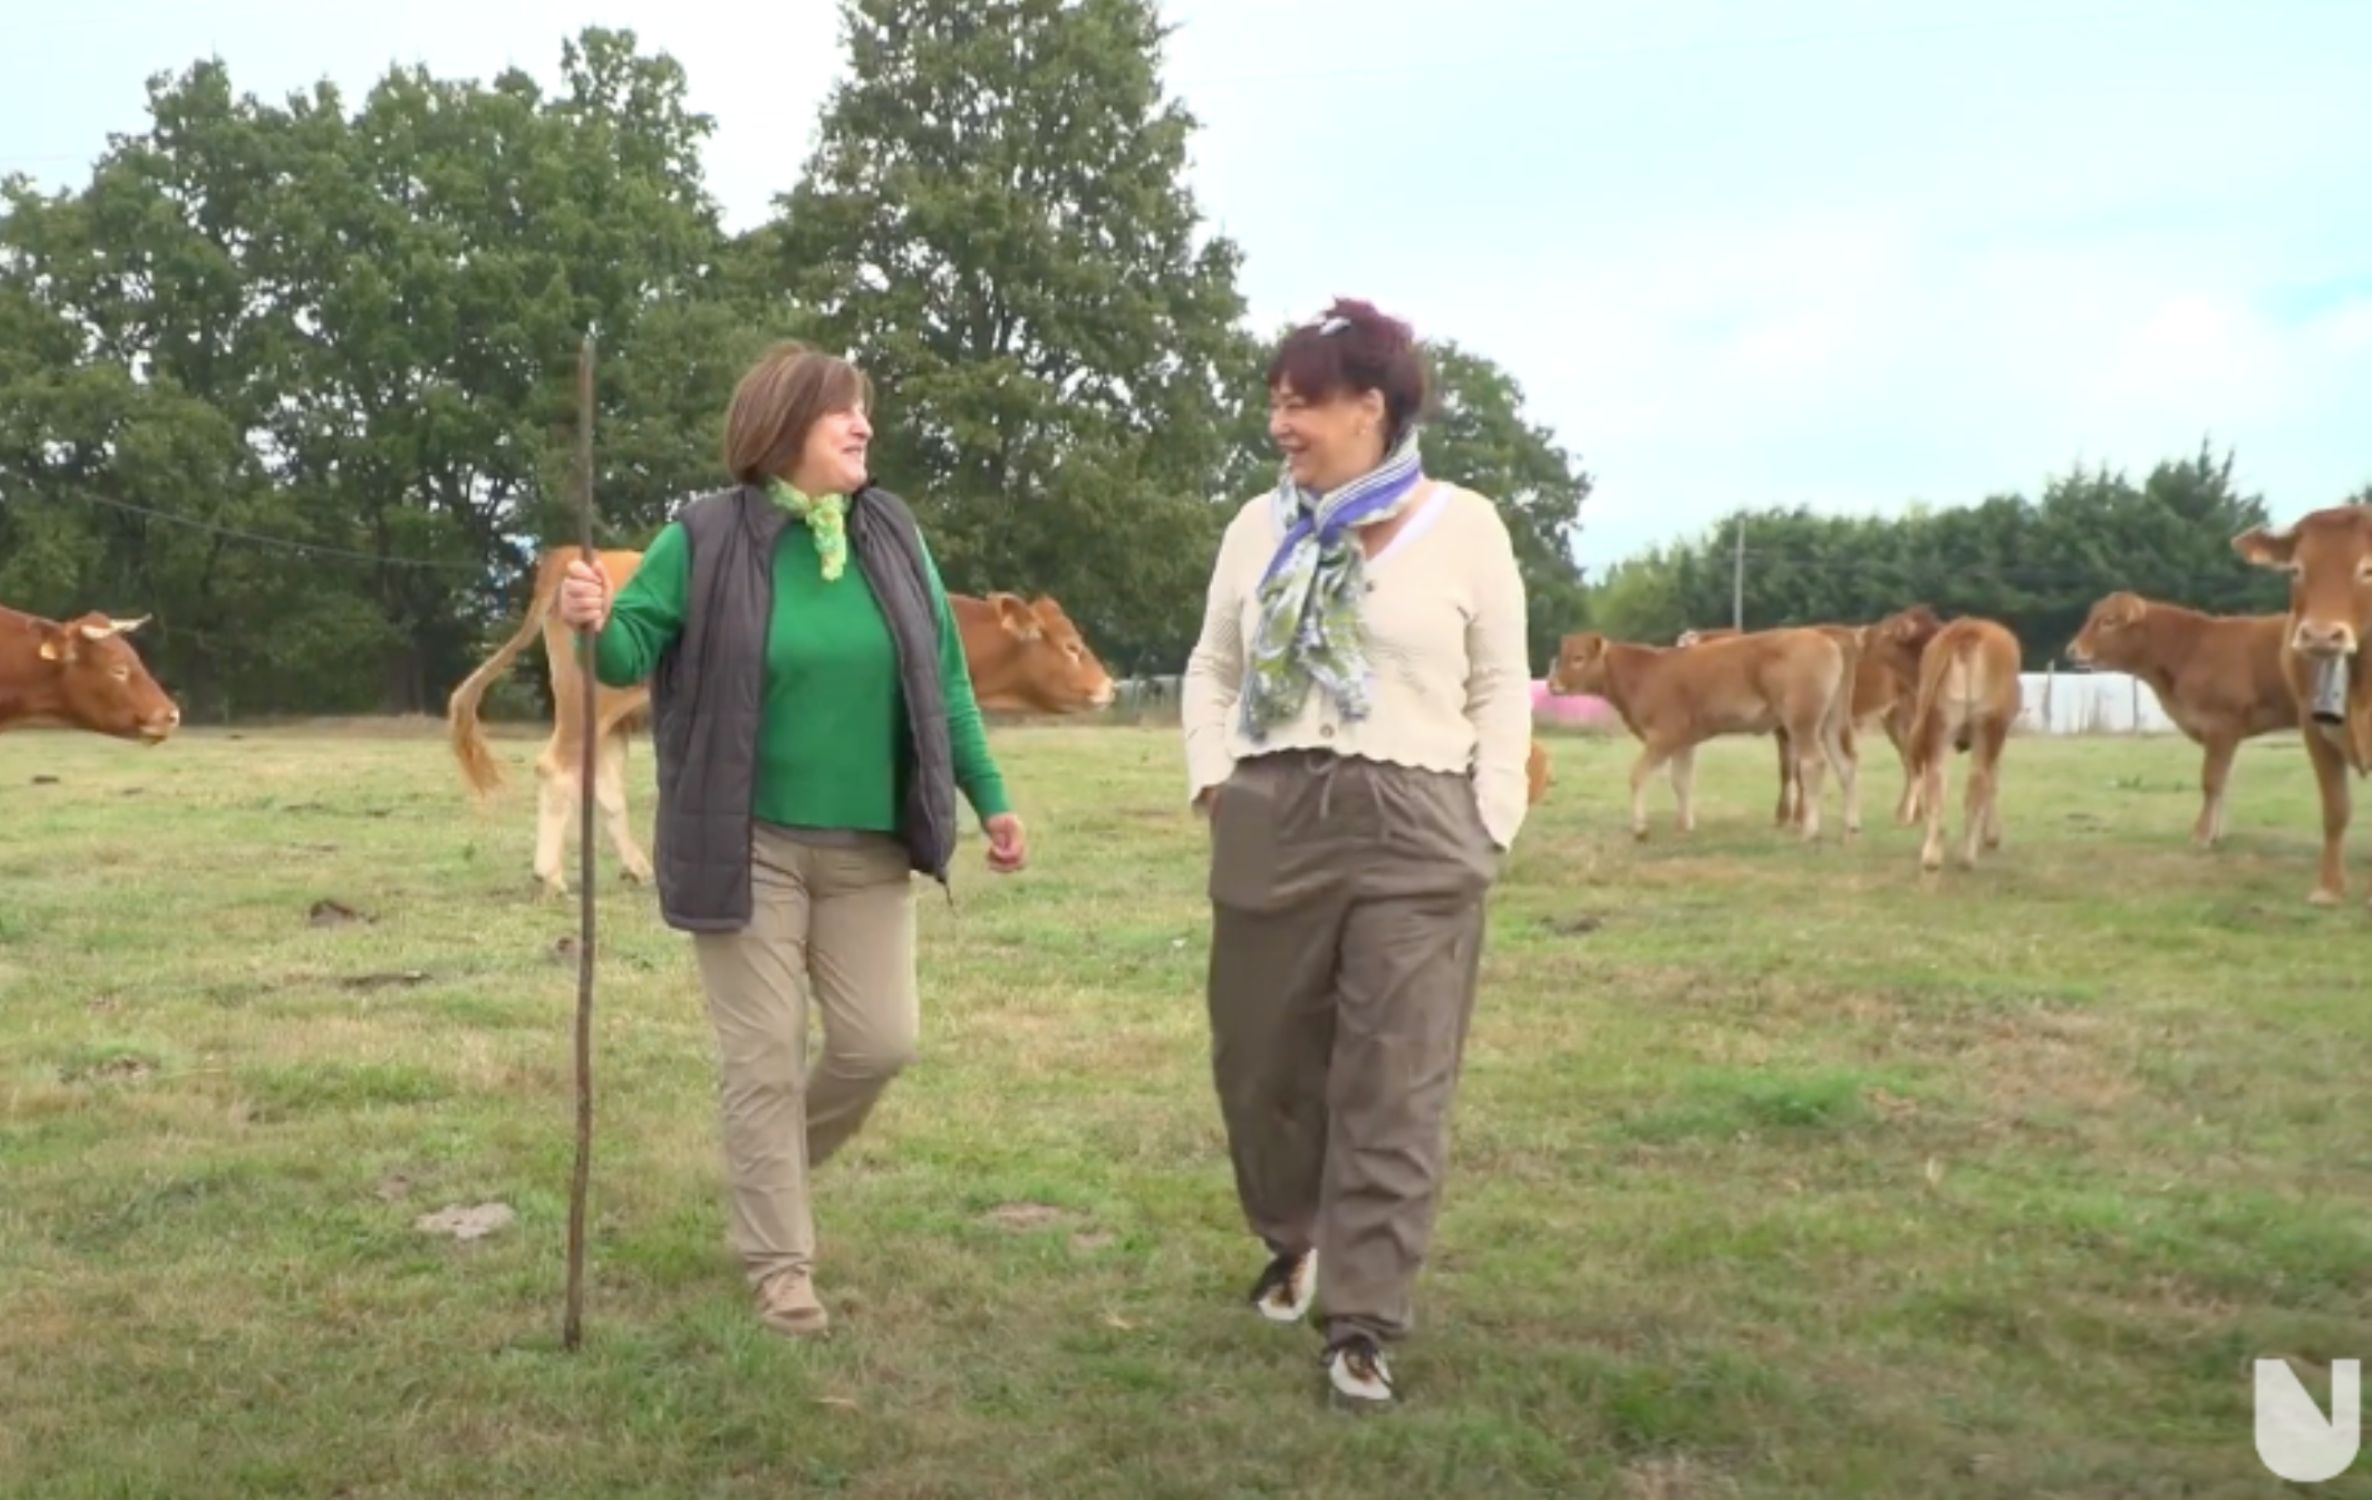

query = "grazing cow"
[1905, 616, 2022, 872]
[1526, 737, 1551, 806]
[446, 552, 1119, 895]
[1678, 606, 1940, 828]
[2065, 592, 2294, 847]
[0, 606, 180, 743]
[945, 593, 1118, 714]
[2232, 506, 2372, 905]
[1548, 627, 1855, 841]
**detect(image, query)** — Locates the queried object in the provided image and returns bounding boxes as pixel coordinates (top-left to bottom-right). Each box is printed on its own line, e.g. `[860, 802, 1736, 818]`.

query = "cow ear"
[38, 626, 72, 663]
[993, 594, 1042, 640]
[2233, 526, 2296, 570]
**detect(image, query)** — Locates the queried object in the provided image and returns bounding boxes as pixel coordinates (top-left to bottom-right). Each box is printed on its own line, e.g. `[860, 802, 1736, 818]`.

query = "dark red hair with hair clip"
[1266, 297, 1432, 448]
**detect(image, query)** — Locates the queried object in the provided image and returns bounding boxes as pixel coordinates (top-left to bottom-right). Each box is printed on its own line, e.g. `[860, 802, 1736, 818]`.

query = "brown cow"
[1549, 628, 1855, 841]
[1860, 606, 1947, 825]
[945, 593, 1117, 714]
[1905, 616, 2022, 872]
[2065, 592, 2295, 847]
[447, 551, 1119, 895]
[1679, 606, 1940, 828]
[2233, 506, 2372, 905]
[0, 606, 180, 743]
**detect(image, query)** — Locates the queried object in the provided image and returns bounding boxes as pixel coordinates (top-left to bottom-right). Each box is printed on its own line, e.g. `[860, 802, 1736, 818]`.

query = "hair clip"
[1316, 314, 1350, 335]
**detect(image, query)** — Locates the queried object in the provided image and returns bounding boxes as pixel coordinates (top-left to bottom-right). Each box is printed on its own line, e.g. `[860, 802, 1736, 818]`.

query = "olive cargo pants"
[1205, 750, 1500, 1345]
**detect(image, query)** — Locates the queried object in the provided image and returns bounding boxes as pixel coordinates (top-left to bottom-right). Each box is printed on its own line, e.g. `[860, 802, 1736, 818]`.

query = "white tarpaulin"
[2015, 670, 2179, 735]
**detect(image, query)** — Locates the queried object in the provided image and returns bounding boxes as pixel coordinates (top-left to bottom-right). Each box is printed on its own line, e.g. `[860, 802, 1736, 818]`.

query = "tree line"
[0, 3, 1588, 719]
[1589, 447, 2370, 669]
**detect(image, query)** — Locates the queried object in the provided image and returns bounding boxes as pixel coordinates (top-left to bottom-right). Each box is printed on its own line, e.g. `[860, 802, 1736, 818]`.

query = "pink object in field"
[1532, 679, 1617, 729]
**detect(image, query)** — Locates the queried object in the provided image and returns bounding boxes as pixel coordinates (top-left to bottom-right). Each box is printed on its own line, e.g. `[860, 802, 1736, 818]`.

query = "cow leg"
[1792, 730, 1826, 843]
[1630, 744, 1674, 840]
[596, 728, 656, 885]
[1886, 710, 1921, 825]
[2302, 726, 2350, 906]
[1968, 717, 2009, 863]
[1668, 746, 1698, 833]
[533, 757, 575, 898]
[1773, 730, 1797, 827]
[1918, 719, 1950, 873]
[2194, 734, 2238, 849]
[1826, 708, 1861, 838]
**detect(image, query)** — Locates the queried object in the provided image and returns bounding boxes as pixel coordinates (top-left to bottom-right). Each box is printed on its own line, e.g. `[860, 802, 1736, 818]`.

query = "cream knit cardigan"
[1181, 479, 1533, 850]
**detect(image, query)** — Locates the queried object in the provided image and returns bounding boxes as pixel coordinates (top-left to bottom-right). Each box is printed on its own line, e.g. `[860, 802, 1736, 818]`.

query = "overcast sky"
[7, 0, 2368, 570]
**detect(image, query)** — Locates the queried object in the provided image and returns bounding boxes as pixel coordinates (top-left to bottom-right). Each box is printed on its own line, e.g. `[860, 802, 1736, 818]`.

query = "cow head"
[2235, 508, 2372, 660]
[983, 593, 1117, 712]
[1863, 604, 1944, 679]
[38, 614, 180, 743]
[1546, 632, 1612, 696]
[2065, 592, 2149, 670]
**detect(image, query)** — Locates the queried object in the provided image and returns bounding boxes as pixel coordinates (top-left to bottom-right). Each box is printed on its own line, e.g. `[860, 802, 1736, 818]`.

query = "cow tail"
[446, 552, 564, 796]
[1906, 634, 1957, 780]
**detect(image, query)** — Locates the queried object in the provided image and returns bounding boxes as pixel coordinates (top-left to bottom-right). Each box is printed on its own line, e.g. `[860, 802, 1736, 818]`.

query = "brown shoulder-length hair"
[1266, 297, 1432, 449]
[722, 340, 874, 486]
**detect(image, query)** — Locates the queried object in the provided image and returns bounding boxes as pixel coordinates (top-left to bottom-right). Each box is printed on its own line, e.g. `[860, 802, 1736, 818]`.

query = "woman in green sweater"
[556, 340, 1026, 1338]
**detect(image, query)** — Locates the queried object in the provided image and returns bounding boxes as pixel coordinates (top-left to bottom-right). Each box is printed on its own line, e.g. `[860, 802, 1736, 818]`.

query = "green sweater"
[587, 517, 1011, 832]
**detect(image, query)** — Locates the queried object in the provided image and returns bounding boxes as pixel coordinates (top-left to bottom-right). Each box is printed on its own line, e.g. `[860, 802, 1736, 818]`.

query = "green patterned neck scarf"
[765, 476, 850, 581]
[1239, 425, 1428, 741]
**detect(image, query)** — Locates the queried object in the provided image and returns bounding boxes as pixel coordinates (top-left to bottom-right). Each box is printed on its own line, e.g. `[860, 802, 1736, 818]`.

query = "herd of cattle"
[4, 501, 2370, 904]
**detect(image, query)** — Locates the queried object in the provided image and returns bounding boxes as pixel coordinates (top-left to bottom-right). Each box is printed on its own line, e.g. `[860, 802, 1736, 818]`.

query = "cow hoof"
[623, 865, 654, 886]
[2309, 887, 2342, 908]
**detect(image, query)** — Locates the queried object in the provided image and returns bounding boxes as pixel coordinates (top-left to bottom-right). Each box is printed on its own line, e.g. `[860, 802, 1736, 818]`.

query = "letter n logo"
[2257, 1358, 2360, 1483]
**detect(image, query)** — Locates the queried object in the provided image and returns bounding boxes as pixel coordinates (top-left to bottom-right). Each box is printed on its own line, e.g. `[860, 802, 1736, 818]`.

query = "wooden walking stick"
[563, 331, 599, 1351]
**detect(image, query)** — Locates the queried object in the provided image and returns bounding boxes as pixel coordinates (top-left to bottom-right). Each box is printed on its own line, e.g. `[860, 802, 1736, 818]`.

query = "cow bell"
[2310, 655, 2348, 725]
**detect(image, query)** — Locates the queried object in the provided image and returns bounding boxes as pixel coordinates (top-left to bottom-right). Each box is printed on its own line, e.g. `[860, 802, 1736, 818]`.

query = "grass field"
[5, 717, 2371, 1498]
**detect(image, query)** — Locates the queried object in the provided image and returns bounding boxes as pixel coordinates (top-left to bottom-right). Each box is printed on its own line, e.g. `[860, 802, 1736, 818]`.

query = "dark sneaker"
[1248, 1247, 1317, 1324]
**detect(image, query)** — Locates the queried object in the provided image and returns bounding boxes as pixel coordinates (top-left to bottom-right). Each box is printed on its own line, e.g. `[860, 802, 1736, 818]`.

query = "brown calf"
[447, 546, 659, 897]
[1550, 627, 1855, 841]
[2233, 506, 2372, 905]
[447, 552, 1121, 895]
[945, 592, 1118, 714]
[1678, 605, 1941, 828]
[2065, 592, 2294, 847]
[1906, 616, 2022, 872]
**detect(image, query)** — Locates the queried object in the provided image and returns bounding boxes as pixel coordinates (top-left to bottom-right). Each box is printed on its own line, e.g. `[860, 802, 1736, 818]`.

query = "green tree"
[1581, 443, 2287, 668]
[771, 0, 1254, 673]
[1420, 341, 1592, 670]
[1, 30, 750, 715]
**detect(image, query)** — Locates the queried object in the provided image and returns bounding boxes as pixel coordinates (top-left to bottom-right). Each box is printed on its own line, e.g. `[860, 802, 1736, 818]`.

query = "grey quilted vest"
[647, 482, 957, 932]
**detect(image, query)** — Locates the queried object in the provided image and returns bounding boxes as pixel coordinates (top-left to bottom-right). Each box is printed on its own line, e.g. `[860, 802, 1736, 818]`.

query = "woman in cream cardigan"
[1182, 297, 1532, 1410]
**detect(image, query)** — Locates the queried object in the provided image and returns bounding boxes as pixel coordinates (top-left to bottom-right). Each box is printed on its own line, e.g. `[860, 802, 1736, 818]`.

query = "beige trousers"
[1205, 750, 1500, 1347]
[692, 823, 918, 1287]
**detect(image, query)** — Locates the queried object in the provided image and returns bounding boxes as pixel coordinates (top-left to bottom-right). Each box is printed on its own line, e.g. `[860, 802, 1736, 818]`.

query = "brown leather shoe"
[755, 1270, 829, 1337]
